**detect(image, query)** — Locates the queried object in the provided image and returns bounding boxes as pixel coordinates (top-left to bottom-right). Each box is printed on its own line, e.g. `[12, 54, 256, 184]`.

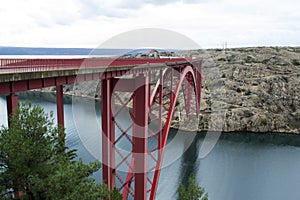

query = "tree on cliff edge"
[0, 102, 121, 200]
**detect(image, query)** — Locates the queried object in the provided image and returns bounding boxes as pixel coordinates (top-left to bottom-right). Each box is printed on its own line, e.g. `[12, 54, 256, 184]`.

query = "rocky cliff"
[183, 47, 299, 134]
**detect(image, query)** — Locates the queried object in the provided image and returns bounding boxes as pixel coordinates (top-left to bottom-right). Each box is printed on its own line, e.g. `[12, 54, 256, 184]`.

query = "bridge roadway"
[0, 57, 202, 200]
[0, 57, 188, 81]
[0, 58, 192, 97]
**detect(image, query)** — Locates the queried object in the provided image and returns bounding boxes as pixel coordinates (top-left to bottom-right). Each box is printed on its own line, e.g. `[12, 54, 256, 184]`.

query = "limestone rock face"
[179, 47, 300, 134]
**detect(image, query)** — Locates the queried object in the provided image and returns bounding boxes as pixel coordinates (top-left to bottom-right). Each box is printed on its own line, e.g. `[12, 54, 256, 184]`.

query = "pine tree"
[178, 174, 208, 200]
[0, 102, 121, 200]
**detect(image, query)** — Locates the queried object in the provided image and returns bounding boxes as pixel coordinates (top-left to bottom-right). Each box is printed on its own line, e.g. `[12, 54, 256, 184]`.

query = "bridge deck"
[0, 57, 191, 82]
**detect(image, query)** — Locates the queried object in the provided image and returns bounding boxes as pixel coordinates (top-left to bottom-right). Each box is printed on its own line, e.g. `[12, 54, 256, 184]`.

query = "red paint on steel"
[113, 78, 136, 92]
[6, 94, 18, 126]
[43, 78, 55, 88]
[196, 69, 202, 114]
[6, 93, 19, 200]
[122, 158, 134, 199]
[56, 77, 67, 85]
[149, 66, 200, 200]
[158, 69, 163, 148]
[67, 75, 76, 84]
[132, 74, 149, 200]
[0, 57, 202, 200]
[0, 82, 10, 94]
[28, 79, 43, 90]
[149, 68, 168, 106]
[101, 78, 116, 189]
[186, 72, 193, 116]
[56, 85, 64, 128]
[11, 81, 28, 93]
[0, 58, 188, 74]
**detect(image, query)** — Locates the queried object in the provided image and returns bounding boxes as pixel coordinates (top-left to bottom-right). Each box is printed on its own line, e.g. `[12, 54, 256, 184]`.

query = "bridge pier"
[6, 93, 18, 126]
[6, 94, 24, 199]
[101, 78, 116, 189]
[185, 73, 193, 116]
[101, 74, 149, 200]
[132, 74, 149, 200]
[195, 61, 202, 112]
[56, 85, 64, 128]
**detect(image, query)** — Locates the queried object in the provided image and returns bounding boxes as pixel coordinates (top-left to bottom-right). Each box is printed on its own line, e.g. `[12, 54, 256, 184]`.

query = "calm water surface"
[1, 93, 300, 200]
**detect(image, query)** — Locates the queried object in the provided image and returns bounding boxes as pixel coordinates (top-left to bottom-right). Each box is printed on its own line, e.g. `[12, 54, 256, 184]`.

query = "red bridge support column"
[186, 74, 192, 116]
[6, 93, 18, 126]
[132, 74, 149, 200]
[56, 85, 64, 128]
[6, 94, 23, 199]
[195, 61, 202, 110]
[101, 78, 116, 189]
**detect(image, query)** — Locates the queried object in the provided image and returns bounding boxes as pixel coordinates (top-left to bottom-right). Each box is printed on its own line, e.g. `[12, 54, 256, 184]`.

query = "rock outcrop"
[178, 47, 299, 134]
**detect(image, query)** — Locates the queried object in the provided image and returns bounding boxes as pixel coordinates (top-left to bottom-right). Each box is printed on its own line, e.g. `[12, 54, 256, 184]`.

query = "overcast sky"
[0, 0, 299, 48]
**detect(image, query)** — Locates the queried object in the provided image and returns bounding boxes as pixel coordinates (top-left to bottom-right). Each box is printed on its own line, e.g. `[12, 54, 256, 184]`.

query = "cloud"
[99, 28, 200, 49]
[76, 0, 129, 19]
[117, 0, 207, 9]
[0, 0, 299, 48]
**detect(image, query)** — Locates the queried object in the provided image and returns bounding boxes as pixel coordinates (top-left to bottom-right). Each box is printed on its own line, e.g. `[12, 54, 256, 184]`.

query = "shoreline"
[171, 128, 300, 147]
[11, 90, 300, 135]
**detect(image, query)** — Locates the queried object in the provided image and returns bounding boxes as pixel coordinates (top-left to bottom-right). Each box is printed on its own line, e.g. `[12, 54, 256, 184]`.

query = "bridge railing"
[0, 58, 85, 71]
[0, 57, 192, 74]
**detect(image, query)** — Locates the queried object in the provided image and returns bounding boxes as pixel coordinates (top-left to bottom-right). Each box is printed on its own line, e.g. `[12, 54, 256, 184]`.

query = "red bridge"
[0, 57, 202, 200]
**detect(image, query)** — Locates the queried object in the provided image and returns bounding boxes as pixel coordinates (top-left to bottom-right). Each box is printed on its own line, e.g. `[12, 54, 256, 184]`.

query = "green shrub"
[292, 59, 300, 66]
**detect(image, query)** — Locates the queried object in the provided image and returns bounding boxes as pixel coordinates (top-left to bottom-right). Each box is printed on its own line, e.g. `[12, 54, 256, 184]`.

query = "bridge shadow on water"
[175, 130, 202, 187]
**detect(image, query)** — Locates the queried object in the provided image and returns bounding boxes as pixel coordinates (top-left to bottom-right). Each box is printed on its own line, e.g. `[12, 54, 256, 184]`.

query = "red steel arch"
[102, 63, 201, 200]
[149, 65, 200, 200]
[101, 58, 201, 200]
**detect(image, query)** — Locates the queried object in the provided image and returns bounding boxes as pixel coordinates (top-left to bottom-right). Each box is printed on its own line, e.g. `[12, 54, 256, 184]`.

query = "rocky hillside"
[39, 47, 300, 134]
[182, 47, 299, 134]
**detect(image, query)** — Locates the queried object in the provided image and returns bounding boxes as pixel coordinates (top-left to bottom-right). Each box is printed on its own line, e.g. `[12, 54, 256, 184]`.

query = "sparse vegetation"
[292, 59, 300, 66]
[260, 117, 267, 125]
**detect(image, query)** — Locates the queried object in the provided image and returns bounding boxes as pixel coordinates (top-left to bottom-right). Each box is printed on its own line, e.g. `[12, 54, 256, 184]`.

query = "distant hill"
[0, 46, 131, 56]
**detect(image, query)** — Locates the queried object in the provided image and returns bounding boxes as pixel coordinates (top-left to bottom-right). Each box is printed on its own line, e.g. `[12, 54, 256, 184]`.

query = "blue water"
[1, 93, 300, 200]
